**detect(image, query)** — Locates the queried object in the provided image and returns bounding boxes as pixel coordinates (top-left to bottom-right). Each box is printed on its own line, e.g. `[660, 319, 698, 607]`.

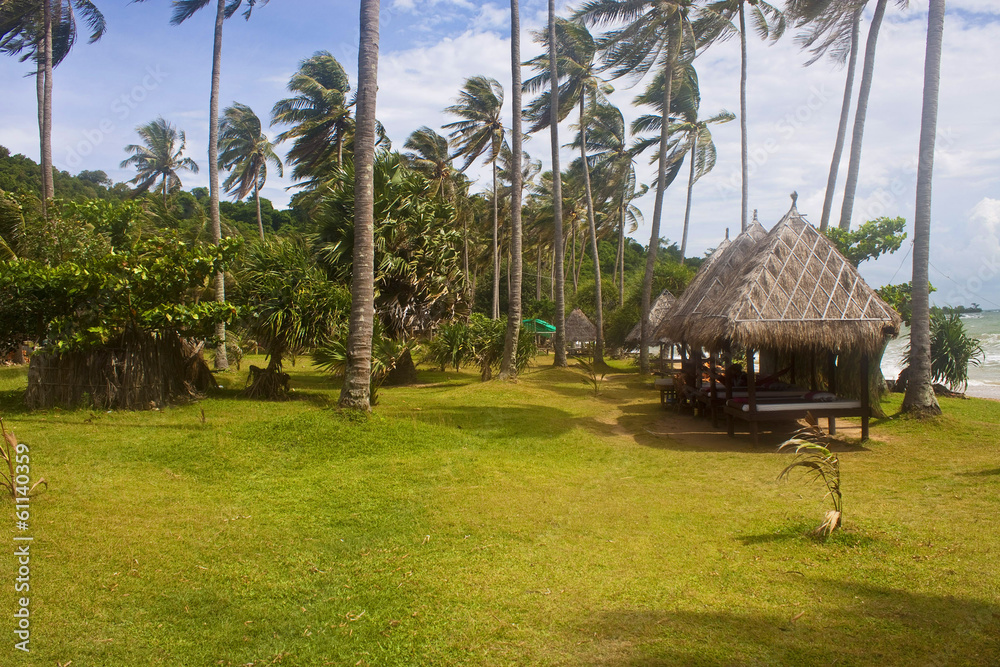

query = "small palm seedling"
[777, 415, 842, 537]
[577, 355, 608, 396]
[0, 419, 47, 501]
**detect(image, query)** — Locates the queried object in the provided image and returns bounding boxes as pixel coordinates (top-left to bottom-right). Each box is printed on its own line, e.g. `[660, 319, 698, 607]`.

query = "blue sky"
[1, 0, 999, 306]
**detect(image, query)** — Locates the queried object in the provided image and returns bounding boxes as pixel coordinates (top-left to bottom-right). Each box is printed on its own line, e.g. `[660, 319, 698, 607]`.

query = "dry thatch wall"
[25, 330, 214, 410]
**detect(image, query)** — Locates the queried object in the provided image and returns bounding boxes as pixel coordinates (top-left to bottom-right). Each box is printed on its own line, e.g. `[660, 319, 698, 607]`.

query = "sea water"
[882, 310, 1000, 398]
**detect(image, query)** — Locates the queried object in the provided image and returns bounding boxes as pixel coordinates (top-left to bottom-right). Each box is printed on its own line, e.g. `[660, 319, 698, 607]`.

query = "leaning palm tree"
[271, 50, 352, 182]
[577, 0, 697, 375]
[544, 0, 568, 366]
[134, 0, 269, 370]
[443, 75, 506, 320]
[120, 117, 199, 202]
[525, 17, 610, 364]
[788, 0, 862, 232]
[1, 0, 106, 213]
[695, 0, 784, 233]
[218, 102, 283, 241]
[499, 0, 525, 379]
[902, 0, 944, 416]
[339, 0, 380, 411]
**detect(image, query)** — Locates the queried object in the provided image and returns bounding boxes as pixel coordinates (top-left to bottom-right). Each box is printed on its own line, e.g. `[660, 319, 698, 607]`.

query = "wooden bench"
[724, 399, 868, 447]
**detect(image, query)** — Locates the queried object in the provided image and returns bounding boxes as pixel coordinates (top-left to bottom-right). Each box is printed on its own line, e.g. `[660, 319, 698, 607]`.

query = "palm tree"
[1, 0, 106, 214]
[526, 18, 610, 364]
[120, 117, 199, 202]
[577, 0, 696, 375]
[499, 0, 525, 380]
[902, 0, 944, 416]
[271, 51, 352, 181]
[218, 102, 283, 241]
[543, 0, 568, 366]
[339, 0, 379, 411]
[789, 0, 862, 232]
[827, 0, 909, 231]
[135, 0, 268, 370]
[443, 75, 506, 320]
[584, 102, 642, 306]
[695, 0, 784, 233]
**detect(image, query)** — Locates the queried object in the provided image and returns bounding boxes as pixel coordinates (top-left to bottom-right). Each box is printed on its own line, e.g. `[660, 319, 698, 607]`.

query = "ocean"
[882, 310, 1000, 400]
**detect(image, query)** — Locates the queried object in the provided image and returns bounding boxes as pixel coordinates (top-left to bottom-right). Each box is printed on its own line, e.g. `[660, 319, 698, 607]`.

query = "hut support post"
[861, 353, 870, 441]
[724, 344, 735, 437]
[709, 350, 719, 427]
[747, 348, 758, 447]
[827, 352, 838, 435]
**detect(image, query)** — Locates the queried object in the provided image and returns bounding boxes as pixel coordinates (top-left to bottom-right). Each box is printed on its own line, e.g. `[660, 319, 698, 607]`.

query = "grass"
[1, 357, 999, 665]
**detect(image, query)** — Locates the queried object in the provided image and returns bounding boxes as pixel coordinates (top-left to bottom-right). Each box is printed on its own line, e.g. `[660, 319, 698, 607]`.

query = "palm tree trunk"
[570, 215, 578, 293]
[42, 0, 54, 205]
[820, 9, 860, 233]
[548, 0, 567, 367]
[680, 137, 696, 263]
[619, 185, 626, 306]
[255, 183, 264, 241]
[35, 64, 46, 216]
[902, 0, 944, 416]
[499, 0, 524, 379]
[580, 94, 604, 364]
[492, 158, 500, 319]
[536, 243, 542, 300]
[640, 38, 679, 375]
[462, 216, 470, 302]
[838, 0, 888, 231]
[162, 173, 168, 204]
[339, 0, 380, 410]
[209, 0, 229, 370]
[738, 1, 748, 233]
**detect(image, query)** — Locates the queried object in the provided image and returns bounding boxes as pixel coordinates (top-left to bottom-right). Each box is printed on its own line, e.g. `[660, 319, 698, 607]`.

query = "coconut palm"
[339, 0, 379, 411]
[694, 0, 784, 233]
[577, 0, 696, 374]
[545, 0, 568, 366]
[134, 0, 269, 370]
[525, 17, 610, 364]
[443, 75, 506, 320]
[1, 0, 106, 213]
[901, 0, 944, 416]
[499, 0, 525, 379]
[788, 0, 862, 232]
[583, 102, 642, 306]
[120, 117, 199, 202]
[271, 51, 352, 181]
[218, 102, 283, 241]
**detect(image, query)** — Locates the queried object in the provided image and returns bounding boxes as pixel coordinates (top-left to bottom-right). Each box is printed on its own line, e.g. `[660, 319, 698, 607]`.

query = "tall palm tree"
[271, 51, 352, 182]
[902, 0, 944, 416]
[526, 18, 610, 364]
[830, 0, 909, 231]
[695, 0, 784, 233]
[135, 0, 268, 370]
[584, 102, 642, 306]
[339, 0, 379, 411]
[577, 0, 696, 375]
[443, 75, 506, 320]
[499, 0, 525, 379]
[1, 0, 106, 214]
[543, 0, 568, 366]
[218, 102, 283, 241]
[789, 0, 862, 232]
[120, 117, 199, 202]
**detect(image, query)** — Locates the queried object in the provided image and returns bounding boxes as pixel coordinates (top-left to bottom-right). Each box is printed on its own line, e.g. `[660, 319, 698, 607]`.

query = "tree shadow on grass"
[568, 578, 1000, 666]
[738, 523, 879, 548]
[405, 403, 576, 441]
[956, 468, 1000, 477]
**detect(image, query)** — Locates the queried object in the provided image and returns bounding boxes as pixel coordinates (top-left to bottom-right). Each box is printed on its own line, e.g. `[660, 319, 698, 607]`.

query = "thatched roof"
[626, 290, 676, 343]
[679, 202, 901, 355]
[657, 218, 769, 344]
[565, 308, 597, 343]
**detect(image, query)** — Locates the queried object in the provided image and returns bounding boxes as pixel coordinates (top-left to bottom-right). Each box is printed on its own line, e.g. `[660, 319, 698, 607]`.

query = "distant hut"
[565, 308, 597, 348]
[627, 290, 676, 345]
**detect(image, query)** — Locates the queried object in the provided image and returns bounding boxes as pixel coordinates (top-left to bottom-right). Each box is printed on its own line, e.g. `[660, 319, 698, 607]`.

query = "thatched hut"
[565, 308, 597, 345]
[627, 290, 676, 344]
[671, 200, 901, 443]
[681, 202, 900, 355]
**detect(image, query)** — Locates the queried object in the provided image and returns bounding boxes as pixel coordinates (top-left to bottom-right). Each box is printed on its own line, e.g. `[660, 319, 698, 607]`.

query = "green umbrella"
[522, 318, 556, 336]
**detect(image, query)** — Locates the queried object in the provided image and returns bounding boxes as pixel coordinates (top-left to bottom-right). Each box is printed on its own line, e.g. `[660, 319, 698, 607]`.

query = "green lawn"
[1, 358, 998, 665]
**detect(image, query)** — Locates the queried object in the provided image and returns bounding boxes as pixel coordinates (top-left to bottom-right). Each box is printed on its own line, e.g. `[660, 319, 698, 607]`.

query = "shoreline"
[964, 384, 1000, 401]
